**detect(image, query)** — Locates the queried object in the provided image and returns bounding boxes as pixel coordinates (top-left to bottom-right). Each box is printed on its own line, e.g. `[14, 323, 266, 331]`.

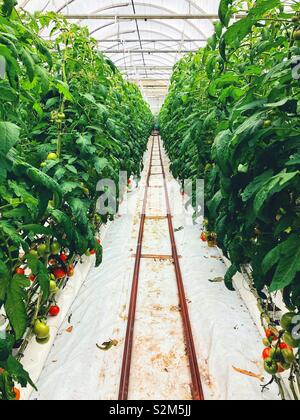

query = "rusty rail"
[118, 137, 155, 400]
[158, 136, 205, 401]
[118, 133, 204, 400]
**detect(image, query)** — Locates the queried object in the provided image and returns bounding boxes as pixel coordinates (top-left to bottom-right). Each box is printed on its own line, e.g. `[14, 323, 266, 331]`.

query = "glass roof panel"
[18, 0, 221, 110]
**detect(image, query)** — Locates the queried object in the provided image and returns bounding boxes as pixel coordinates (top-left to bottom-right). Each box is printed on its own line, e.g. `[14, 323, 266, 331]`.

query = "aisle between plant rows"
[29, 138, 278, 401]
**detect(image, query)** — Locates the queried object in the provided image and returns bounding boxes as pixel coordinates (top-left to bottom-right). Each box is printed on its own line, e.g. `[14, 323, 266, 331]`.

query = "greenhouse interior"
[0, 0, 299, 403]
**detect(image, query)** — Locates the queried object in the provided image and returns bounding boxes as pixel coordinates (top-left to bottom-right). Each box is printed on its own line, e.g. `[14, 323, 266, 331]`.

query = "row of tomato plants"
[160, 0, 300, 399]
[0, 2, 153, 400]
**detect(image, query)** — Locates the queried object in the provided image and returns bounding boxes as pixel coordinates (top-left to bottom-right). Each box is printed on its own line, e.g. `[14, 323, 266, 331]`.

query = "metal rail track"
[118, 133, 204, 401]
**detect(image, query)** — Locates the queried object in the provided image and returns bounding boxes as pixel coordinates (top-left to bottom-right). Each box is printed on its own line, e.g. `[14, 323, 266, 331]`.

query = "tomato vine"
[0, 2, 152, 400]
[160, 0, 300, 399]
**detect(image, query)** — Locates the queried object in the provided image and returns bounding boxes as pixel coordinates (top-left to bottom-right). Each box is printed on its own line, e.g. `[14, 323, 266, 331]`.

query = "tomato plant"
[160, 0, 300, 399]
[0, 0, 152, 400]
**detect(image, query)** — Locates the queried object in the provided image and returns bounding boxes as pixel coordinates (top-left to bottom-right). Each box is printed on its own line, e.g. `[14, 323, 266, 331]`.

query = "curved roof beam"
[113, 54, 175, 66]
[91, 19, 201, 46]
[83, 2, 207, 39]
[55, 0, 213, 26]
[102, 28, 192, 42]
[20, 0, 35, 7]
[113, 59, 175, 70]
[99, 29, 203, 48]
[100, 28, 204, 51]
[95, 21, 201, 65]
[104, 39, 203, 52]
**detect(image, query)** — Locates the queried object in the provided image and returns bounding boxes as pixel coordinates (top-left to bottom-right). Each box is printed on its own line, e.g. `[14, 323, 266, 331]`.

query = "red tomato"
[59, 253, 68, 263]
[13, 388, 20, 401]
[53, 268, 66, 280]
[67, 264, 74, 277]
[15, 267, 25, 276]
[90, 249, 96, 255]
[97, 239, 101, 245]
[262, 348, 272, 360]
[49, 305, 60, 317]
[201, 232, 207, 242]
[265, 328, 278, 342]
[29, 274, 36, 282]
[279, 342, 291, 350]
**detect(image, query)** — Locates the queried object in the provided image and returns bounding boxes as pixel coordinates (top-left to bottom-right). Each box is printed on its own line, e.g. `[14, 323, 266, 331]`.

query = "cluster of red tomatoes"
[12, 236, 102, 390]
[262, 312, 299, 376]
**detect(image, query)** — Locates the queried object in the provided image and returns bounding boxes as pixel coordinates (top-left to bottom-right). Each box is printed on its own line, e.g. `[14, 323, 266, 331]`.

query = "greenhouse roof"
[18, 1, 223, 111]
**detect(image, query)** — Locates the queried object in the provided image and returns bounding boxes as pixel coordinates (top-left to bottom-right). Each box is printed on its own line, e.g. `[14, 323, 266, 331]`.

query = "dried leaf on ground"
[209, 277, 224, 283]
[233, 366, 264, 382]
[97, 339, 119, 351]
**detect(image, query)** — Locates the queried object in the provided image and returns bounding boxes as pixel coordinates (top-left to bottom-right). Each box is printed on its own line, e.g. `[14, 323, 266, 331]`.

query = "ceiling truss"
[19, 0, 232, 112]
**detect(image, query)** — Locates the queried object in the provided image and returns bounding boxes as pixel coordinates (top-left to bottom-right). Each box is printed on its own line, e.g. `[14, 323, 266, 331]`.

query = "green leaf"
[262, 235, 300, 292]
[0, 122, 20, 155]
[224, 0, 281, 47]
[6, 356, 36, 390]
[254, 171, 299, 216]
[65, 164, 77, 175]
[94, 157, 109, 174]
[224, 264, 238, 291]
[35, 261, 50, 301]
[207, 190, 223, 219]
[0, 261, 10, 304]
[1, 0, 17, 17]
[20, 48, 35, 82]
[0, 83, 17, 102]
[0, 335, 14, 361]
[26, 167, 63, 205]
[218, 0, 232, 27]
[224, 18, 254, 46]
[69, 198, 90, 234]
[21, 224, 52, 236]
[94, 240, 103, 268]
[4, 274, 30, 340]
[50, 209, 74, 241]
[241, 170, 274, 202]
[56, 80, 73, 102]
[0, 221, 27, 249]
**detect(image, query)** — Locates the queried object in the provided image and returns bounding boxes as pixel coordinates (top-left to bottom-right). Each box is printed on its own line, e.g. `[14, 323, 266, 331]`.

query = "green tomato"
[262, 338, 270, 347]
[51, 242, 60, 255]
[49, 280, 57, 292]
[40, 162, 47, 168]
[282, 348, 295, 364]
[47, 153, 58, 161]
[48, 200, 55, 208]
[37, 244, 48, 256]
[36, 336, 50, 345]
[33, 320, 50, 340]
[293, 30, 300, 41]
[264, 358, 278, 375]
[29, 249, 38, 257]
[283, 332, 300, 349]
[263, 120, 272, 128]
[280, 312, 297, 331]
[237, 163, 248, 174]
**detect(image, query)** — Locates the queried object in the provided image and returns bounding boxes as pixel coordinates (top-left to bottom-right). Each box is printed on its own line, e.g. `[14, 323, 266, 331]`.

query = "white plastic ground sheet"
[30, 140, 279, 401]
